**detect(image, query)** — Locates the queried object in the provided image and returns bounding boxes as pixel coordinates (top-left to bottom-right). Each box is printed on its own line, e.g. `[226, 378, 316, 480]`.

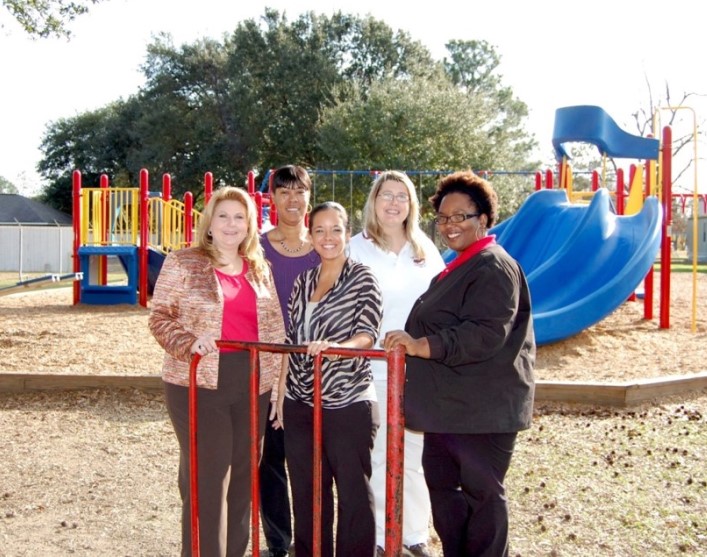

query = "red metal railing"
[188, 341, 406, 557]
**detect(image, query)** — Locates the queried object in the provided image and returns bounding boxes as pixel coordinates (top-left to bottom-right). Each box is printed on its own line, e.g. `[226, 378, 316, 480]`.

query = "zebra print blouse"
[284, 258, 383, 409]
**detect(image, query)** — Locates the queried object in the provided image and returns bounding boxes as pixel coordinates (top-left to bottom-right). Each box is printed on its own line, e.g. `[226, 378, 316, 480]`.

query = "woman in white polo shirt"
[349, 171, 445, 557]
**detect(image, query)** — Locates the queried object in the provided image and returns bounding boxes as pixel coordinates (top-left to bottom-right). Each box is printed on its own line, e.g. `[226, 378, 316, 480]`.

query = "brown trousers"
[164, 351, 269, 557]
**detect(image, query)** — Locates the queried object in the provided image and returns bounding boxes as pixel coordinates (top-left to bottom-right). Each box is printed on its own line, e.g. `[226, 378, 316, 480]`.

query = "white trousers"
[370, 379, 431, 549]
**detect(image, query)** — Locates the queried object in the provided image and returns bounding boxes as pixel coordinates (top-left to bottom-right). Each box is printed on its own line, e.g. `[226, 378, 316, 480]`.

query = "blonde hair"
[196, 186, 270, 284]
[362, 170, 427, 262]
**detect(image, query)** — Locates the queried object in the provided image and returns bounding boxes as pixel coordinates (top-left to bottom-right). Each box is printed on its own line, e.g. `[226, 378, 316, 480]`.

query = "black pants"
[164, 351, 269, 557]
[284, 397, 379, 557]
[260, 402, 293, 552]
[422, 432, 517, 557]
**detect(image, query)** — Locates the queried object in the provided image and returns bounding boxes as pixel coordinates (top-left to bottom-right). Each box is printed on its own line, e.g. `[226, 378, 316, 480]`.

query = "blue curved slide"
[485, 188, 662, 345]
[552, 105, 659, 161]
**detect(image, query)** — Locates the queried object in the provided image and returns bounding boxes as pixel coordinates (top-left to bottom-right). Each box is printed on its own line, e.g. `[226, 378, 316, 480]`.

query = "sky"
[1, 0, 705, 196]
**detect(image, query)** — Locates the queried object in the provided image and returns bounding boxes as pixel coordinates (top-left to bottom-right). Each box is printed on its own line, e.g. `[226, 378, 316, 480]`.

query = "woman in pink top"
[149, 186, 285, 557]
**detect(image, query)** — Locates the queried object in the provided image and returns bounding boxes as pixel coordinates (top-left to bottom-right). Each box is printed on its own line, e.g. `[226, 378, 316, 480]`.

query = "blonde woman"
[149, 186, 285, 557]
[349, 171, 445, 556]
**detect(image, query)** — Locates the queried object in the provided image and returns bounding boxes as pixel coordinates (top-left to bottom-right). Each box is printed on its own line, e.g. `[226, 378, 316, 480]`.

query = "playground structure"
[495, 105, 667, 345]
[439, 105, 700, 345]
[70, 104, 700, 346]
[72, 170, 211, 307]
[72, 169, 275, 307]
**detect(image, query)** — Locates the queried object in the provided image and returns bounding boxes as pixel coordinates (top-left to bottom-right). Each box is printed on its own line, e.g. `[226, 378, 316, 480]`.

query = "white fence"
[0, 224, 73, 274]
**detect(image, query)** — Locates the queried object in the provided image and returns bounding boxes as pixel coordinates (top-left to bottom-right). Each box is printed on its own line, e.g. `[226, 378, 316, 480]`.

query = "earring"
[306, 203, 313, 213]
[207, 230, 213, 237]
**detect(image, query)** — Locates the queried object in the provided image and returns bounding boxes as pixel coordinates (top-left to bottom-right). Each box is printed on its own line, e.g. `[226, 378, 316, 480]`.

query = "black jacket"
[404, 244, 535, 434]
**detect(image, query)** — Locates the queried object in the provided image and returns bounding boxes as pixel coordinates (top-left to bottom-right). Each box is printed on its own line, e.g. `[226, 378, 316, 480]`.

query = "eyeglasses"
[433, 213, 480, 225]
[377, 191, 410, 204]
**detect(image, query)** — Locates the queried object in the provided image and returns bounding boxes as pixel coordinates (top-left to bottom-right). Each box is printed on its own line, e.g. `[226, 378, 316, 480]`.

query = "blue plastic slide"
[488, 188, 662, 345]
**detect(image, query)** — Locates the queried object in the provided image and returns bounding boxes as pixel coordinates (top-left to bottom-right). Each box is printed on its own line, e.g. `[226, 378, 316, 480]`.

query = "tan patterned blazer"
[149, 247, 285, 396]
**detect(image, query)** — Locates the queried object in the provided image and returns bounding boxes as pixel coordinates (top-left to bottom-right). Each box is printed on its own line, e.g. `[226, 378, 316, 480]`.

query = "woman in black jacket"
[384, 170, 535, 557]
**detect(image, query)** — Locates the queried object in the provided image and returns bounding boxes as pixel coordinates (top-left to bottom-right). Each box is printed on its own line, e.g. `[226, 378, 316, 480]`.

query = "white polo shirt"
[349, 232, 445, 381]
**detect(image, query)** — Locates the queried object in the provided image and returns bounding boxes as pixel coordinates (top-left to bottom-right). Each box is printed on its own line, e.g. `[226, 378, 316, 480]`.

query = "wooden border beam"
[1, 372, 706, 407]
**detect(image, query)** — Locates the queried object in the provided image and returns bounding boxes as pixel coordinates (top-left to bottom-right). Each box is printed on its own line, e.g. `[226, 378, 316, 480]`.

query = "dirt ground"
[0, 272, 705, 380]
[0, 272, 705, 556]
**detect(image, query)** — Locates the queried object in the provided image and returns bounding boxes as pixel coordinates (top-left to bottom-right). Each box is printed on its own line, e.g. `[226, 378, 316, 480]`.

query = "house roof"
[0, 194, 72, 225]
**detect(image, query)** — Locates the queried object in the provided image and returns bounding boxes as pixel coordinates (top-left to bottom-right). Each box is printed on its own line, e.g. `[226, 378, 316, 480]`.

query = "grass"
[0, 390, 704, 556]
[661, 262, 707, 274]
[506, 396, 707, 556]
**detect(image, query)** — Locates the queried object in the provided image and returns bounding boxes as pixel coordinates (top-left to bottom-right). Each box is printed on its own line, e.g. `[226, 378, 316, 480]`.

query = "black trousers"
[164, 351, 269, 557]
[422, 432, 518, 557]
[259, 402, 293, 552]
[284, 397, 380, 557]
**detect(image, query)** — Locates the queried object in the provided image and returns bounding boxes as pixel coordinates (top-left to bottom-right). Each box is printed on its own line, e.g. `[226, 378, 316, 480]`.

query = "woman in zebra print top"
[275, 201, 383, 557]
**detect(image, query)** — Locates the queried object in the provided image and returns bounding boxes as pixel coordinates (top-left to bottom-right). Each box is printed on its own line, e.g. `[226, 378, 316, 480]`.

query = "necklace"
[280, 238, 305, 254]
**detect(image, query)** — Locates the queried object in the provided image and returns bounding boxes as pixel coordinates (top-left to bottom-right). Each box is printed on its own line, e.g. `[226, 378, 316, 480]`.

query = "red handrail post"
[204, 172, 213, 207]
[383, 345, 406, 554]
[162, 173, 172, 202]
[184, 192, 194, 247]
[312, 353, 324, 557]
[544, 168, 553, 189]
[99, 174, 109, 285]
[591, 170, 599, 192]
[616, 168, 625, 215]
[188, 353, 202, 557]
[249, 348, 261, 557]
[254, 191, 263, 231]
[139, 169, 150, 307]
[644, 161, 654, 319]
[72, 170, 82, 305]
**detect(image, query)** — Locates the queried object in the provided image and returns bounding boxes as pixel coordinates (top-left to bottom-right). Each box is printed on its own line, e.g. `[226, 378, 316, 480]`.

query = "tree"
[2, 0, 104, 38]
[37, 9, 539, 215]
[319, 41, 539, 218]
[630, 78, 705, 194]
[38, 101, 140, 212]
[223, 9, 437, 171]
[0, 175, 18, 193]
[443, 40, 536, 168]
[136, 34, 239, 198]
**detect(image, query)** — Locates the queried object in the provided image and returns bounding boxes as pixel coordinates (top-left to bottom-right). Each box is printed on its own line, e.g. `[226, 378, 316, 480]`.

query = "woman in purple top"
[259, 165, 320, 557]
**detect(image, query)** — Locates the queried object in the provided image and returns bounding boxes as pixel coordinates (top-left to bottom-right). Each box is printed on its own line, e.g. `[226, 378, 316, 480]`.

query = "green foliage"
[0, 175, 18, 193]
[319, 78, 494, 169]
[37, 101, 142, 213]
[2, 0, 102, 38]
[36, 8, 540, 215]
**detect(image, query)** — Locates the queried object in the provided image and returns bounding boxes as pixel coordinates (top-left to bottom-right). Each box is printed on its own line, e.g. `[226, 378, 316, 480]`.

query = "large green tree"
[37, 9, 538, 213]
[222, 9, 437, 171]
[39, 9, 441, 202]
[2, 0, 103, 38]
[136, 35, 238, 197]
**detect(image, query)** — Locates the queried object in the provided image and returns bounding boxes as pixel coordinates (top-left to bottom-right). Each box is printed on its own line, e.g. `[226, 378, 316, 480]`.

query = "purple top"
[261, 233, 320, 329]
